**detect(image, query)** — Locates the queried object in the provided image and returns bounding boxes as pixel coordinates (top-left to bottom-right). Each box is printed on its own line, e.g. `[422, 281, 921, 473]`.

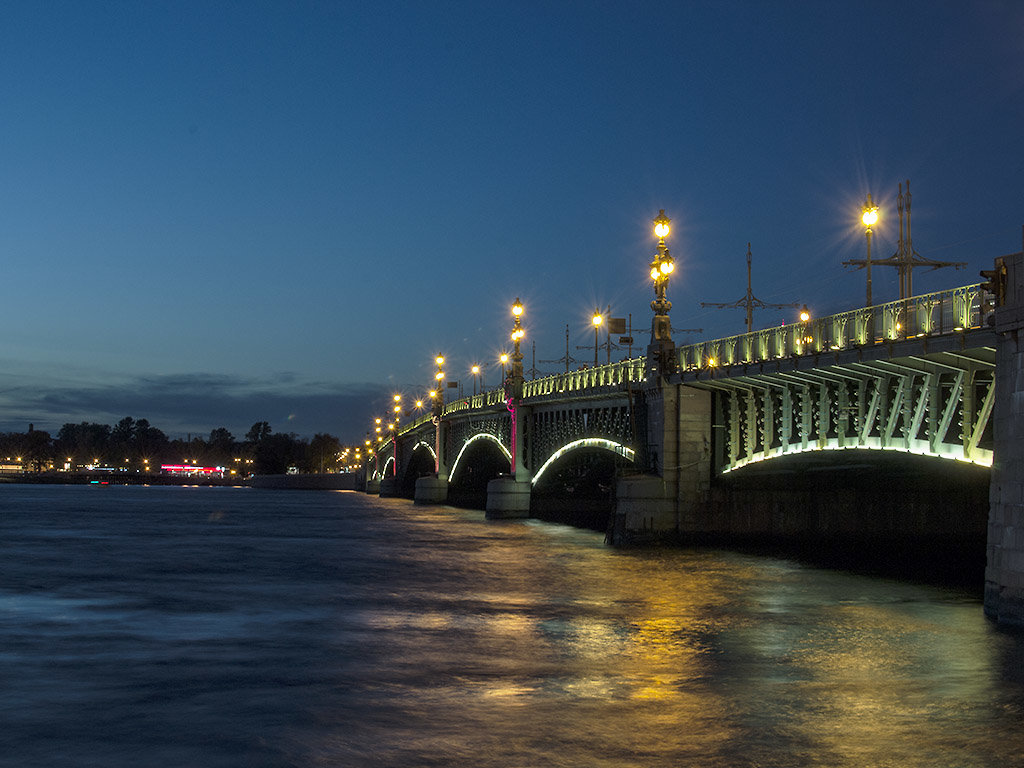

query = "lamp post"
[433, 356, 445, 413]
[862, 194, 878, 308]
[507, 298, 526, 481]
[391, 394, 402, 476]
[471, 365, 480, 395]
[591, 309, 603, 367]
[799, 304, 811, 350]
[500, 353, 509, 383]
[510, 298, 525, 398]
[649, 209, 676, 375]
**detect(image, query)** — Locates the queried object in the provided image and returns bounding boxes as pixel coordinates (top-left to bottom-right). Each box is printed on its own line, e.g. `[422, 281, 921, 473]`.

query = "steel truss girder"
[692, 351, 994, 473]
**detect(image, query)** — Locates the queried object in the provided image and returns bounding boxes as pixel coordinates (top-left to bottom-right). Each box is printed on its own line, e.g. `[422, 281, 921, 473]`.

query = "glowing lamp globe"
[653, 210, 671, 239]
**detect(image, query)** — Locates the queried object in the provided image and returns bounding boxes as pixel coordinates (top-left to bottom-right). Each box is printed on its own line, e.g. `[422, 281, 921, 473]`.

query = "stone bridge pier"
[985, 247, 1024, 626]
[611, 383, 712, 544]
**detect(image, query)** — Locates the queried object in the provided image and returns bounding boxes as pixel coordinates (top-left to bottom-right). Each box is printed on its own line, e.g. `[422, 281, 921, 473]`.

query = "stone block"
[485, 476, 531, 519]
[1007, 550, 1024, 574]
[414, 475, 448, 505]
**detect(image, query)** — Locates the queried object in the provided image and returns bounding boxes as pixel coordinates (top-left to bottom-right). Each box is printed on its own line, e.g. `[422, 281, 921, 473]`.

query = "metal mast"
[844, 181, 966, 299]
[702, 243, 798, 333]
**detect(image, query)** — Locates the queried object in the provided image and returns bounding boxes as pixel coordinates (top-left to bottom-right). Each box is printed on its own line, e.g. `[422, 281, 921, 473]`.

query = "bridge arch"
[449, 433, 511, 485]
[412, 440, 437, 463]
[531, 438, 636, 487]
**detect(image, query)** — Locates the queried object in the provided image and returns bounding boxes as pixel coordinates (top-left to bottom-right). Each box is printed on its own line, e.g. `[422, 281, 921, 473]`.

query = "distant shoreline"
[0, 472, 359, 490]
[0, 473, 246, 487]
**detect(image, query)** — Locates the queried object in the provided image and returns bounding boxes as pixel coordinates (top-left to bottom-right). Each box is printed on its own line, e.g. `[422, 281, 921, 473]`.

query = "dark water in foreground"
[2, 485, 1023, 767]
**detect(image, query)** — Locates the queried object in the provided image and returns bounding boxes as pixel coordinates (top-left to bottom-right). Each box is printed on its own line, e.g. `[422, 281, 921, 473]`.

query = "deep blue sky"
[1, 1, 1021, 443]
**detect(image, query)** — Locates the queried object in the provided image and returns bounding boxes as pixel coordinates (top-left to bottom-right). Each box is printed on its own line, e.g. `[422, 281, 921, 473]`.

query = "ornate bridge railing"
[678, 284, 988, 370]
[521, 357, 646, 399]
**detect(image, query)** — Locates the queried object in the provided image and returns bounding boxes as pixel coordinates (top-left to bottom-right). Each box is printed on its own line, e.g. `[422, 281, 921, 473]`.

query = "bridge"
[363, 236, 1024, 627]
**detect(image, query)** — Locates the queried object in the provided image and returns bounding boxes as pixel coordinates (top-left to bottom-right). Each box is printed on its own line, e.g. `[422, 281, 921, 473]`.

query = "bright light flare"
[653, 209, 671, 239]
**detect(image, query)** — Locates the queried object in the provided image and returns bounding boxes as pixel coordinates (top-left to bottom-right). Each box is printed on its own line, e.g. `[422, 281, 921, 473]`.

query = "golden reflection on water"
[305, 503, 1024, 767]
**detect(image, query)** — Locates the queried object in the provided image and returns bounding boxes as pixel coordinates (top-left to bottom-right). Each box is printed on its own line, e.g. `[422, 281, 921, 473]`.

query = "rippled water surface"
[2, 484, 1023, 767]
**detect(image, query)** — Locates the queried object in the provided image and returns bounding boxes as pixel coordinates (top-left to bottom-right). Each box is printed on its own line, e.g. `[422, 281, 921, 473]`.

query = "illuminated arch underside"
[412, 441, 437, 461]
[448, 433, 511, 481]
[723, 437, 992, 474]
[532, 438, 636, 486]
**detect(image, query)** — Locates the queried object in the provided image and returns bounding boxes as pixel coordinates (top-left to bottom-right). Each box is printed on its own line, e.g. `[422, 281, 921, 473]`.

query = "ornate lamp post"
[390, 393, 401, 477]
[862, 194, 879, 308]
[499, 353, 509, 383]
[591, 309, 603, 367]
[510, 298, 525, 399]
[430, 356, 446, 473]
[649, 209, 676, 375]
[506, 298, 526, 482]
[433, 356, 445, 412]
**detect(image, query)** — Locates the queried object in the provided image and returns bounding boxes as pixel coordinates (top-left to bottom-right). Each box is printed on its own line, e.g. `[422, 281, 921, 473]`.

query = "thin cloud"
[0, 370, 388, 441]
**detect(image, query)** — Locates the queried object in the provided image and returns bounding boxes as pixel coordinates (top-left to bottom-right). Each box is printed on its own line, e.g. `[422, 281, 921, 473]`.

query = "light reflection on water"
[1, 484, 1022, 767]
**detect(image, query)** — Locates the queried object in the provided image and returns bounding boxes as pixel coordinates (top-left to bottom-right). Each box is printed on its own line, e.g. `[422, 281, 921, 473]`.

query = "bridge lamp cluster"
[650, 210, 675, 283]
[511, 298, 525, 345]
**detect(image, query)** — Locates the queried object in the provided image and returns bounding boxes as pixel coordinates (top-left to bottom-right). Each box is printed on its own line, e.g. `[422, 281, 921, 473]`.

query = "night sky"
[1, 1, 1021, 443]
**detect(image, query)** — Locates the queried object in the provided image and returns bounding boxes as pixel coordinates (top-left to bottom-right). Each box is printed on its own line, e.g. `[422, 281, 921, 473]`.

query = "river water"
[2, 484, 1023, 767]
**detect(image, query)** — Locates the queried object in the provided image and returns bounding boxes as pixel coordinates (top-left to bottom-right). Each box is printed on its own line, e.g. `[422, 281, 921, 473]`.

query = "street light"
[649, 209, 676, 373]
[509, 298, 525, 398]
[799, 304, 813, 348]
[862, 194, 879, 308]
[433, 356, 445, 415]
[500, 352, 509, 382]
[471, 365, 480, 395]
[591, 309, 603, 367]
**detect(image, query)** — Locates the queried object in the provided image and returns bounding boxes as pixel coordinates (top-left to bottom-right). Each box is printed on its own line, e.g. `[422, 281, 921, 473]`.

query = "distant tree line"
[0, 418, 347, 475]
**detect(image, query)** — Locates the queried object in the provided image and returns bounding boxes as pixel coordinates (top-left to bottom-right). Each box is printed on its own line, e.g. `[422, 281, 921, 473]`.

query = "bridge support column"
[986, 249, 1024, 626]
[379, 476, 400, 497]
[414, 417, 449, 504]
[364, 477, 380, 494]
[610, 383, 712, 544]
[486, 401, 532, 518]
[414, 475, 448, 504]
[486, 476, 531, 518]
